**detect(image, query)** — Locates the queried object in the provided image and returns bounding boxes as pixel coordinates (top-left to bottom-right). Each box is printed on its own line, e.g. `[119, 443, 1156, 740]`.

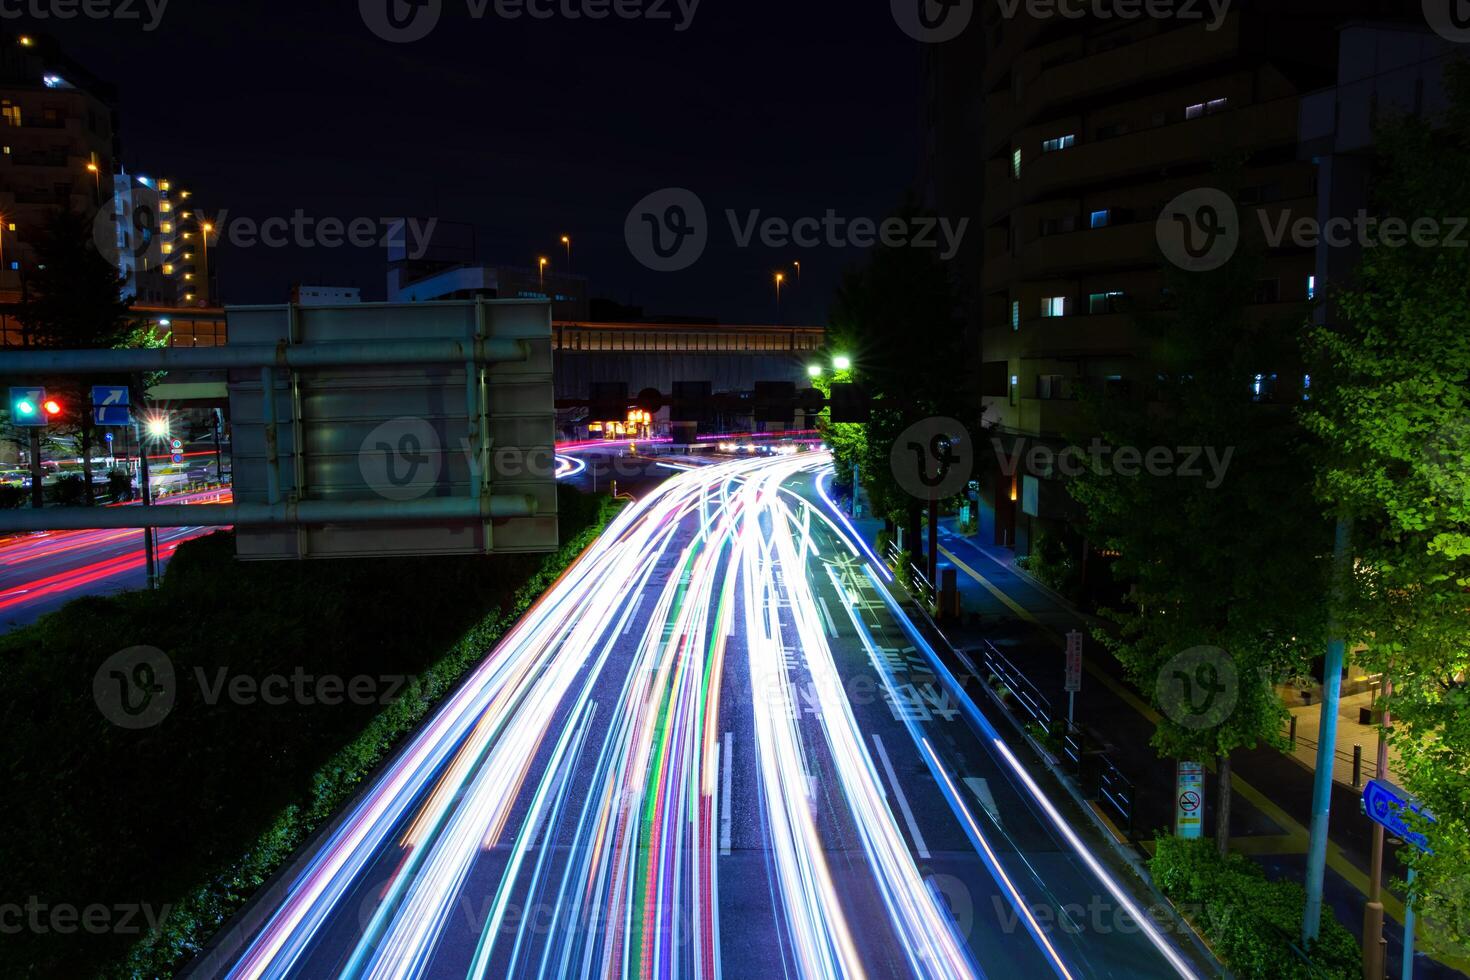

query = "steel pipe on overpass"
[0, 496, 538, 533]
[0, 338, 527, 374]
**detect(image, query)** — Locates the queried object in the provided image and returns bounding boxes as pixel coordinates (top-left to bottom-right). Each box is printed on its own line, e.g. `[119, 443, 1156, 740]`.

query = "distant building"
[0, 30, 118, 298]
[386, 220, 590, 320]
[110, 169, 217, 307]
[291, 284, 361, 306]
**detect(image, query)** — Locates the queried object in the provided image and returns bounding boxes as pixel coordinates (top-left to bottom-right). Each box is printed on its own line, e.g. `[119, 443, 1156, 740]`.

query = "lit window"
[160, 180, 170, 191]
[1088, 291, 1125, 315]
[1306, 275, 1316, 301]
[1041, 134, 1076, 153]
[1012, 148, 1022, 180]
[2, 146, 9, 155]
[1011, 300, 1021, 331]
[2, 102, 21, 127]
[160, 222, 173, 234]
[160, 201, 171, 213]
[161, 243, 172, 255]
[1041, 296, 1066, 318]
[1009, 375, 1020, 407]
[162, 264, 174, 275]
[1090, 209, 1111, 229]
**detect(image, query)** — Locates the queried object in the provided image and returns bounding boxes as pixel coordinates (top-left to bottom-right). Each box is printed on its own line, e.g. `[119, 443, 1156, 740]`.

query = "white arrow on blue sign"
[1363, 778, 1433, 853]
[91, 386, 131, 427]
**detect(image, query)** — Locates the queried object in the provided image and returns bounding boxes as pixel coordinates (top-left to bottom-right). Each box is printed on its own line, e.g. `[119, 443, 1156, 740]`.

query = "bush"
[106, 468, 132, 502]
[52, 473, 86, 505]
[1151, 836, 1359, 979]
[0, 482, 26, 509]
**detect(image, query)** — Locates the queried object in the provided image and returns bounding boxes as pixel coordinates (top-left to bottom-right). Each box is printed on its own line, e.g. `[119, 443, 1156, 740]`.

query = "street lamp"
[538, 256, 549, 289]
[86, 160, 100, 203]
[833, 354, 852, 372]
[794, 260, 801, 282]
[560, 235, 571, 270]
[200, 221, 214, 305]
[775, 272, 785, 324]
[807, 364, 823, 379]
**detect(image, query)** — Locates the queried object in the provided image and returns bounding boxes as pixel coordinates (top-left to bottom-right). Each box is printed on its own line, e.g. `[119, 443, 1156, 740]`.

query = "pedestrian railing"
[1097, 756, 1135, 837]
[1063, 725, 1085, 774]
[1280, 717, 1390, 786]
[978, 640, 1054, 729]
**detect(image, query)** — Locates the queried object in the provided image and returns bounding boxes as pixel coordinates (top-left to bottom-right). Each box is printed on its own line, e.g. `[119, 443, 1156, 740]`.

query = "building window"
[1009, 374, 1019, 407]
[1251, 373, 1280, 402]
[1037, 374, 1066, 400]
[1090, 209, 1111, 229]
[1041, 134, 1076, 153]
[1185, 97, 1229, 119]
[1306, 275, 1317, 301]
[1, 102, 20, 127]
[1040, 215, 1076, 236]
[1041, 296, 1066, 318]
[1011, 300, 1021, 331]
[1088, 291, 1125, 315]
[1012, 148, 1022, 180]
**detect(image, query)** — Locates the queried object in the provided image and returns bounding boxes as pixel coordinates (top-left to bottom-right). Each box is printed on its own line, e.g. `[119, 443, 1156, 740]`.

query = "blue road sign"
[10, 387, 46, 427]
[92, 386, 132, 427]
[1363, 779, 1433, 852]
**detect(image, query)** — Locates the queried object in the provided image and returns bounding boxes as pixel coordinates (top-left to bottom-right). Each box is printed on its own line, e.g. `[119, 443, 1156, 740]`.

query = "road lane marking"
[965, 777, 1002, 828]
[623, 592, 645, 635]
[871, 734, 930, 859]
[817, 595, 838, 639]
[720, 731, 733, 855]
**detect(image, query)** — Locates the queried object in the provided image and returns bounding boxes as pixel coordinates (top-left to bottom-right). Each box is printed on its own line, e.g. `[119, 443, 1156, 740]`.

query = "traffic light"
[43, 398, 62, 418]
[9, 387, 47, 427]
[589, 381, 629, 424]
[829, 383, 871, 423]
[754, 382, 796, 424]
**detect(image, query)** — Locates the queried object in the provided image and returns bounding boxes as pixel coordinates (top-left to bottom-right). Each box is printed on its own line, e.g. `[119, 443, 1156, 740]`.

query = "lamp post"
[539, 257, 549, 290]
[561, 235, 571, 271]
[200, 221, 213, 305]
[86, 160, 100, 204]
[775, 272, 785, 324]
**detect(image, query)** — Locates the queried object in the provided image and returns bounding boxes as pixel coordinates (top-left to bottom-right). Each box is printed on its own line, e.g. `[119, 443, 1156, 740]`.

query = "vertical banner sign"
[1065, 630, 1083, 725]
[1177, 761, 1206, 839]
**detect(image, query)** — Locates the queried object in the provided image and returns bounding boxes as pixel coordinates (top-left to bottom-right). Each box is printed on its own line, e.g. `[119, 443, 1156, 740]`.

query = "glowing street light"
[560, 235, 571, 270]
[146, 414, 171, 440]
[807, 364, 823, 379]
[833, 355, 852, 372]
[538, 256, 549, 289]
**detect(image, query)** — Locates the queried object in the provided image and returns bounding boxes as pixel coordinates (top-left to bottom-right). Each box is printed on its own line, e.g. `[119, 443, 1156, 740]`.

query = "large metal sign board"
[226, 300, 558, 560]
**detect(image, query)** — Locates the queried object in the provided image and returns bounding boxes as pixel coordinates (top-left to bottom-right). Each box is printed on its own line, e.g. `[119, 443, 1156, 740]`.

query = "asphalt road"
[0, 487, 230, 630]
[196, 453, 1200, 980]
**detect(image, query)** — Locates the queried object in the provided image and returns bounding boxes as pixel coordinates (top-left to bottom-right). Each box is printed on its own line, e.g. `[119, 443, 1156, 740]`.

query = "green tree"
[1304, 60, 1470, 952]
[16, 209, 143, 505]
[826, 205, 976, 548]
[1070, 241, 1333, 858]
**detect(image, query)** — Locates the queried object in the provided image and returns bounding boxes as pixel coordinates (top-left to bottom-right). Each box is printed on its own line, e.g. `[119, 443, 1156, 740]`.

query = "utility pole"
[1305, 513, 1353, 943]
[213, 408, 224, 481]
[136, 420, 157, 589]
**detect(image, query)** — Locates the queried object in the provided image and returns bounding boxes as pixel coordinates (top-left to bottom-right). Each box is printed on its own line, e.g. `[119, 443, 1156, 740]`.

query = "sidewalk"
[847, 499, 1464, 979]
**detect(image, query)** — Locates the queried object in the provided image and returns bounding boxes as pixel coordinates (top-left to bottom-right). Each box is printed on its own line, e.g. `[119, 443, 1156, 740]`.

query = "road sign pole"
[27, 429, 42, 509]
[136, 422, 157, 590]
[1403, 867, 1417, 980]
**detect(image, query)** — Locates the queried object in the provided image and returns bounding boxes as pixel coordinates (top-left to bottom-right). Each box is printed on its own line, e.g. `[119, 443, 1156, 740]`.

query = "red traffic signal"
[42, 399, 62, 417]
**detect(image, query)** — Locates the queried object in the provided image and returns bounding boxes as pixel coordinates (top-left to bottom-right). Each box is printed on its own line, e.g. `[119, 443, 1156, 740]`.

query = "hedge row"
[110, 493, 625, 978]
[1150, 835, 1359, 979]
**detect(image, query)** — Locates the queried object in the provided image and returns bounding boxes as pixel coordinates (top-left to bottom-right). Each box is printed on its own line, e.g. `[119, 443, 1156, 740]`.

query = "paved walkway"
[851, 500, 1465, 979]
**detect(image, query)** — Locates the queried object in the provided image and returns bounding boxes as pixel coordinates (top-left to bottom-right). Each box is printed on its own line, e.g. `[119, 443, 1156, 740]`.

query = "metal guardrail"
[1063, 726, 1085, 773]
[885, 539, 937, 609]
[977, 640, 1054, 729]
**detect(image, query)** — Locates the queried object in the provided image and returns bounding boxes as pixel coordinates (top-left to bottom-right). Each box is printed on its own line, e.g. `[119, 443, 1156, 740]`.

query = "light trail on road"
[210, 453, 1198, 980]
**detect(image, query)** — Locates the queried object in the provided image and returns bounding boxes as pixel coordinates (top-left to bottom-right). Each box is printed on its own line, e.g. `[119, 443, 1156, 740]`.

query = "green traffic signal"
[16, 399, 36, 416]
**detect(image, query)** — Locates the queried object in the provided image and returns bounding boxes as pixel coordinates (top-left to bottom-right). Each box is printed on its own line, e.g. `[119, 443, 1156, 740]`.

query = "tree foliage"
[1070, 234, 1333, 852]
[1303, 60, 1470, 951]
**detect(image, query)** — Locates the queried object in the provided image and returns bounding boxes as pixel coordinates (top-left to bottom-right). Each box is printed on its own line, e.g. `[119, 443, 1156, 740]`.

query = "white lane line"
[720, 731, 733, 855]
[817, 595, 838, 639]
[965, 776, 1003, 828]
[623, 592, 645, 635]
[871, 733, 931, 859]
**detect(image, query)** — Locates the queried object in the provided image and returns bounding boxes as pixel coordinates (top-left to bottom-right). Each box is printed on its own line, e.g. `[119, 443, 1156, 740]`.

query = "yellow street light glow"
[18, 36, 34, 47]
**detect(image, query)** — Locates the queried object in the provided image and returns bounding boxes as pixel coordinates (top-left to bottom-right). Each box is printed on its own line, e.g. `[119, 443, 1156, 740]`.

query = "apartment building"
[927, 2, 1409, 556]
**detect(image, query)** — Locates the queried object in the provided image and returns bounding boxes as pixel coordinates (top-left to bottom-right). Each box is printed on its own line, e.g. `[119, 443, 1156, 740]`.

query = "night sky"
[38, 1, 923, 325]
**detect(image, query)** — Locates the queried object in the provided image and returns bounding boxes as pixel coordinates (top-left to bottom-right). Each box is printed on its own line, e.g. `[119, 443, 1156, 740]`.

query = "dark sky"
[38, 0, 923, 325]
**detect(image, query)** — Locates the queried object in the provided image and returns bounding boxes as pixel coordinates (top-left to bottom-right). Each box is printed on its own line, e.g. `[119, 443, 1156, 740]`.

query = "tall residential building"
[939, 2, 1408, 556]
[0, 30, 118, 299]
[110, 169, 217, 307]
